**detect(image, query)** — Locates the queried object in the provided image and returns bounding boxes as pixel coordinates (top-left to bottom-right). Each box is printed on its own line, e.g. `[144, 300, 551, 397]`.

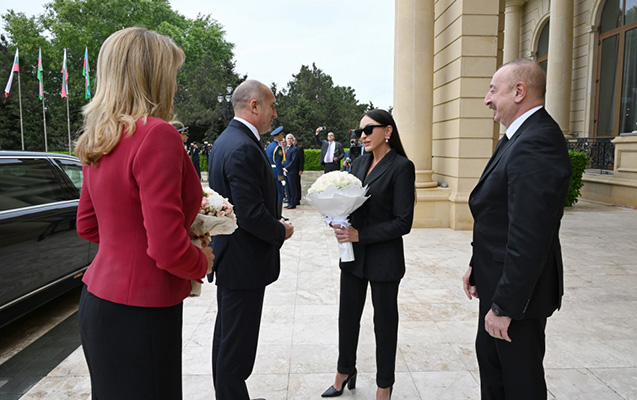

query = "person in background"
[342, 138, 363, 172]
[74, 27, 214, 399]
[189, 142, 201, 180]
[323, 109, 415, 400]
[294, 136, 304, 206]
[315, 127, 345, 173]
[266, 126, 285, 218]
[179, 126, 189, 151]
[283, 133, 299, 209]
[463, 58, 571, 400]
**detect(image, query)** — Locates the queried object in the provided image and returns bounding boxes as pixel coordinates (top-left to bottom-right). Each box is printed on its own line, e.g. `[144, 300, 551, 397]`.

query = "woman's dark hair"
[363, 109, 408, 158]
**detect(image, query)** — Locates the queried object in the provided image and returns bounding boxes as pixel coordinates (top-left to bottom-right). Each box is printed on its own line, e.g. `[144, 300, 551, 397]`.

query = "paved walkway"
[18, 172, 637, 399]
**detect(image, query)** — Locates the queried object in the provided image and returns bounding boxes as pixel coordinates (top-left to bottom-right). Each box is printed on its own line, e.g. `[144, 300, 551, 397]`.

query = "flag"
[82, 47, 90, 99]
[37, 48, 44, 100]
[61, 48, 68, 98]
[4, 49, 19, 98]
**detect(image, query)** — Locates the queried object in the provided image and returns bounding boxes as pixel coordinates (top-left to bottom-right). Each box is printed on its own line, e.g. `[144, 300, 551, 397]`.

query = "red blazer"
[77, 117, 208, 307]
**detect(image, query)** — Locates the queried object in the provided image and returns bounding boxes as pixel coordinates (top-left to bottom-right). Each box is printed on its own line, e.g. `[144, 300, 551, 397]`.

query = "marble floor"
[11, 179, 637, 399]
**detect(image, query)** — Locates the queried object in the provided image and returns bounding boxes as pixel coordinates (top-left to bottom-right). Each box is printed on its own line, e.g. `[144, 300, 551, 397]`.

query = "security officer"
[265, 126, 285, 219]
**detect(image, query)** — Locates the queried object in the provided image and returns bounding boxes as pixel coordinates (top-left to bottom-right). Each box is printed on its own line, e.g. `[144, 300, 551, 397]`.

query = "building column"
[545, 0, 574, 134]
[503, 0, 524, 63]
[394, 0, 437, 190]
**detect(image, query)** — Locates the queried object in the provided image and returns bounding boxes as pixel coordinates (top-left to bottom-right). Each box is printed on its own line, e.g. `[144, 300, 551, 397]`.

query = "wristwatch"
[491, 303, 508, 317]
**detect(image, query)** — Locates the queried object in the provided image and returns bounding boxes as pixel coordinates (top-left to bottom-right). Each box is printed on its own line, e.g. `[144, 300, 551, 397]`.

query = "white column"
[393, 0, 437, 189]
[503, 0, 525, 63]
[545, 0, 574, 134]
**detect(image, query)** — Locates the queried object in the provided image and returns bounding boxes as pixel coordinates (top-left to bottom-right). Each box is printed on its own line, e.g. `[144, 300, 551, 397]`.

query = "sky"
[1, 0, 395, 109]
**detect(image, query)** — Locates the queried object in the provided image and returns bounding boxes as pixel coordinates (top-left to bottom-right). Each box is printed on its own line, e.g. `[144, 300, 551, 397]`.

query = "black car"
[0, 151, 96, 327]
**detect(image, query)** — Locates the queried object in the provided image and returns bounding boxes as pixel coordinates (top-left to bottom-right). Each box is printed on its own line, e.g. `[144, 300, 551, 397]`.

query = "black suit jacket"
[297, 145, 305, 172]
[469, 108, 571, 320]
[315, 135, 345, 165]
[341, 150, 415, 281]
[207, 119, 286, 289]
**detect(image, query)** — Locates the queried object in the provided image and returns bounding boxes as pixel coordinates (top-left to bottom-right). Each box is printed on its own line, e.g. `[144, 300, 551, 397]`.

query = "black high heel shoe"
[321, 368, 357, 397]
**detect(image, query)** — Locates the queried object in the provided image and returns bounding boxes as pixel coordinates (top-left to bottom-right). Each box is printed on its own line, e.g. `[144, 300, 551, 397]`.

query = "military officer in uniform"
[266, 126, 285, 218]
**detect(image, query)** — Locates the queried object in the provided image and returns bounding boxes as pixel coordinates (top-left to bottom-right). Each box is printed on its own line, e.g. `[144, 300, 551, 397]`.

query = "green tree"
[1, 0, 237, 151]
[274, 63, 370, 149]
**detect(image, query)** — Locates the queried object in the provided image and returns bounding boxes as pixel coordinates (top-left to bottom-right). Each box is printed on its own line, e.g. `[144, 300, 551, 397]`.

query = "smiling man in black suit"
[463, 59, 571, 400]
[208, 79, 294, 400]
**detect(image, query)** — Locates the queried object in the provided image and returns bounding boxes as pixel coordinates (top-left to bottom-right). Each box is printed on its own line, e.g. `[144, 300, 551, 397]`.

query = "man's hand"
[485, 309, 512, 342]
[281, 219, 294, 240]
[462, 266, 478, 300]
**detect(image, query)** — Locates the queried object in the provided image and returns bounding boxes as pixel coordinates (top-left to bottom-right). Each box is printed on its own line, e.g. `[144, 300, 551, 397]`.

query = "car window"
[55, 159, 83, 192]
[0, 158, 74, 212]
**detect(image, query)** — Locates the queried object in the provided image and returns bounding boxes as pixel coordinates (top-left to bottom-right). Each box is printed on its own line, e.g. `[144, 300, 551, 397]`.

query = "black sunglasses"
[354, 124, 386, 137]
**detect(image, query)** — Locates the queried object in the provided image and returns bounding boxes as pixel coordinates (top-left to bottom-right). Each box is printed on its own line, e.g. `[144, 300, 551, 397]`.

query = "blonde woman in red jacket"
[74, 27, 214, 399]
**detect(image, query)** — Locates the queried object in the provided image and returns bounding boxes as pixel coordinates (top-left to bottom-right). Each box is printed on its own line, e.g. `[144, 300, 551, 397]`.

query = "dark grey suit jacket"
[207, 119, 286, 289]
[315, 135, 344, 165]
[340, 150, 415, 281]
[469, 107, 571, 320]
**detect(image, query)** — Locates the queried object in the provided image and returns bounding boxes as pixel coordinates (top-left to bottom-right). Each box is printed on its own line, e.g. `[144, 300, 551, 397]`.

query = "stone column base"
[412, 188, 474, 230]
[413, 187, 451, 228]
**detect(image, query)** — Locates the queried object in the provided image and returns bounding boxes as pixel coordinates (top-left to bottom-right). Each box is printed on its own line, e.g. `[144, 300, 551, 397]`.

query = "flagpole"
[66, 95, 71, 154]
[17, 70, 24, 150]
[42, 98, 48, 152]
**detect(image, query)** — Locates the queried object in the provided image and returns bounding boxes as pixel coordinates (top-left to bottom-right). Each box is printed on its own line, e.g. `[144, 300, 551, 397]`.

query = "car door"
[0, 156, 88, 313]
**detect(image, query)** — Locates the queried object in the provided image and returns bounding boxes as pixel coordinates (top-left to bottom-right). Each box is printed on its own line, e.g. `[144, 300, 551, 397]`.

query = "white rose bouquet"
[189, 187, 237, 296]
[305, 171, 369, 262]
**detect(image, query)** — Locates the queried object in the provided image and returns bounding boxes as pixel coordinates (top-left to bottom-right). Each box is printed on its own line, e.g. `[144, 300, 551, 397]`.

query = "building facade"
[395, 0, 637, 229]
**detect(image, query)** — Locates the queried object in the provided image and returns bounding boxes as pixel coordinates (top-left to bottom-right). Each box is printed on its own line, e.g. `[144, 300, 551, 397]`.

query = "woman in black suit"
[322, 109, 415, 400]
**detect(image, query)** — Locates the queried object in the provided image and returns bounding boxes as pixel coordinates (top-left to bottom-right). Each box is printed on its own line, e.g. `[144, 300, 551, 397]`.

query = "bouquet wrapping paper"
[305, 171, 369, 262]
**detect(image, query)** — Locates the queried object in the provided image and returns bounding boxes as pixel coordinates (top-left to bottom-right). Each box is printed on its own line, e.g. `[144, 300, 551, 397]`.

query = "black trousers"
[476, 300, 548, 400]
[323, 162, 340, 173]
[212, 286, 265, 400]
[295, 172, 303, 204]
[78, 286, 183, 400]
[285, 173, 297, 206]
[337, 270, 400, 389]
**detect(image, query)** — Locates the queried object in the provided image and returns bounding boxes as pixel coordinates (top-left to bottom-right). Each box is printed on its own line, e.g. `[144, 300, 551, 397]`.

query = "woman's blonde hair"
[75, 27, 185, 165]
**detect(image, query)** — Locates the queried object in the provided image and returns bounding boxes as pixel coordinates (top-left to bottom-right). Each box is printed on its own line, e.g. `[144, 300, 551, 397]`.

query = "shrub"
[566, 150, 589, 207]
[302, 148, 347, 171]
[303, 149, 322, 171]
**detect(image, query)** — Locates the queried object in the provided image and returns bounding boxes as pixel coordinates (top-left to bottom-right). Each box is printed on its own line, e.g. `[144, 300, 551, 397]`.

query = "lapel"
[362, 149, 397, 186]
[475, 109, 546, 186]
[229, 119, 269, 165]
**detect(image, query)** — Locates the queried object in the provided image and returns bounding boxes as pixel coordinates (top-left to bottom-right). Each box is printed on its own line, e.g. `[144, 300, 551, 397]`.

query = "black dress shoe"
[321, 369, 357, 397]
[287, 205, 296, 209]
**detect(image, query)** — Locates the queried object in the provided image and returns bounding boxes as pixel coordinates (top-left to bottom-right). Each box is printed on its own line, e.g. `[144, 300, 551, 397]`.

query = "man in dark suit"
[208, 79, 294, 400]
[283, 133, 299, 209]
[463, 59, 571, 400]
[189, 142, 201, 180]
[314, 127, 344, 172]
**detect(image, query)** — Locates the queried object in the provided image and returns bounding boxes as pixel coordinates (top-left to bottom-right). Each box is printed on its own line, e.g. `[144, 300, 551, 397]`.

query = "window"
[0, 158, 72, 212]
[595, 0, 637, 136]
[537, 22, 549, 73]
[55, 159, 83, 193]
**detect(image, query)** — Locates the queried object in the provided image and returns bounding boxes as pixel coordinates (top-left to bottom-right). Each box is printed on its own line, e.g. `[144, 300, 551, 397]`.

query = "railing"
[566, 136, 615, 174]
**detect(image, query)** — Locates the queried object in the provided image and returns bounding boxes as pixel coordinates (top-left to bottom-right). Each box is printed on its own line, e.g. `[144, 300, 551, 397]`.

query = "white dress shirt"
[233, 117, 261, 142]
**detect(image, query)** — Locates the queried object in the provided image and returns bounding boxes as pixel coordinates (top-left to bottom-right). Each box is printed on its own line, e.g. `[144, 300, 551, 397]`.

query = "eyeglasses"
[354, 124, 386, 137]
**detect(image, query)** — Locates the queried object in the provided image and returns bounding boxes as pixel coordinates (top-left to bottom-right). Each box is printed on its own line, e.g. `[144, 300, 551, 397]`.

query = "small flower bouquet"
[305, 171, 369, 262]
[189, 187, 237, 296]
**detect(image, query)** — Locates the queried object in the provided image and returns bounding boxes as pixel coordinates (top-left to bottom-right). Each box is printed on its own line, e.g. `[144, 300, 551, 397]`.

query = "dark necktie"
[482, 135, 509, 173]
